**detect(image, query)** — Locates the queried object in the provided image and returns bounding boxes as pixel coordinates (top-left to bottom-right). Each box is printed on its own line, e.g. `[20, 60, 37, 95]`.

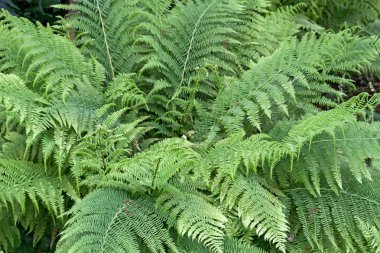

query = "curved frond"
[157, 186, 228, 253]
[57, 188, 177, 253]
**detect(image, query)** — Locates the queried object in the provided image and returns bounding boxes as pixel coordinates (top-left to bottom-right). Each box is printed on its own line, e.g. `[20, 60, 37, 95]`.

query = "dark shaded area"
[0, 0, 68, 24]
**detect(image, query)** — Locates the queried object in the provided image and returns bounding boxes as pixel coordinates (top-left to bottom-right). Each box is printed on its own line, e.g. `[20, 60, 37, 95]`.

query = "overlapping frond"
[55, 0, 158, 78]
[71, 110, 147, 185]
[278, 122, 380, 195]
[57, 188, 177, 253]
[211, 174, 288, 252]
[101, 138, 204, 192]
[224, 238, 268, 253]
[195, 32, 380, 136]
[0, 73, 102, 172]
[279, 0, 380, 30]
[0, 10, 99, 96]
[356, 218, 380, 253]
[289, 174, 380, 252]
[141, 0, 243, 92]
[0, 159, 66, 216]
[157, 186, 228, 253]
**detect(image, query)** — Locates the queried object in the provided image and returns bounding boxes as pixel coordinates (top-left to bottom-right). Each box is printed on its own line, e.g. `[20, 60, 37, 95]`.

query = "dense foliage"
[1, 0, 380, 252]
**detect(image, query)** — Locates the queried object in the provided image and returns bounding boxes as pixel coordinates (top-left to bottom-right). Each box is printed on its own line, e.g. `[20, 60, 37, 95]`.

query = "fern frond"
[103, 138, 205, 192]
[356, 218, 380, 253]
[280, 0, 380, 30]
[0, 10, 97, 95]
[0, 212, 20, 252]
[105, 74, 148, 111]
[197, 32, 380, 136]
[211, 174, 288, 252]
[140, 0, 243, 95]
[57, 188, 177, 253]
[234, 2, 299, 65]
[224, 237, 268, 253]
[71, 112, 147, 185]
[289, 176, 380, 253]
[55, 0, 153, 78]
[0, 159, 65, 216]
[287, 122, 380, 195]
[157, 186, 228, 253]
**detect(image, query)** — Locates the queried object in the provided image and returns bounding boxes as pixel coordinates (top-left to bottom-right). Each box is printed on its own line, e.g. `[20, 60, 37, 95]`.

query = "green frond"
[71, 113, 147, 184]
[157, 186, 228, 253]
[279, 0, 380, 30]
[197, 32, 380, 136]
[105, 74, 148, 111]
[285, 93, 379, 146]
[0, 212, 20, 252]
[0, 159, 65, 217]
[233, 2, 299, 65]
[0, 74, 103, 171]
[207, 132, 290, 177]
[140, 0, 243, 94]
[212, 174, 288, 252]
[356, 218, 380, 253]
[289, 179, 380, 253]
[55, 0, 150, 78]
[57, 188, 177, 253]
[281, 122, 380, 195]
[103, 138, 205, 192]
[0, 10, 97, 95]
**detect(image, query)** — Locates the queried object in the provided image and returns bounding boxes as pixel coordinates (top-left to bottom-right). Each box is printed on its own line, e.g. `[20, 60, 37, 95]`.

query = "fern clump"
[1, 0, 380, 252]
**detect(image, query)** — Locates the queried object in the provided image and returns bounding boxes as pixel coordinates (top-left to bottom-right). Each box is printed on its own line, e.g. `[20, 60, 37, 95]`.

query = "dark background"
[0, 0, 71, 24]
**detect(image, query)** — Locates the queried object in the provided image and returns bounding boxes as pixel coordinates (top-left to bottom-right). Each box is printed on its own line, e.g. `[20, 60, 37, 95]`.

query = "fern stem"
[95, 0, 115, 78]
[99, 204, 126, 253]
[179, 0, 218, 87]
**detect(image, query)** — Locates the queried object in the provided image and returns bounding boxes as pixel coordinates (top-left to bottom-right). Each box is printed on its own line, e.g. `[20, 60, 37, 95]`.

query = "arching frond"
[57, 188, 177, 253]
[212, 174, 288, 252]
[279, 0, 380, 30]
[289, 173, 380, 253]
[157, 186, 228, 253]
[277, 122, 380, 195]
[224, 238, 268, 253]
[54, 0, 161, 78]
[0, 10, 99, 96]
[356, 218, 380, 253]
[103, 138, 205, 192]
[0, 159, 65, 216]
[141, 0, 243, 93]
[196, 32, 380, 136]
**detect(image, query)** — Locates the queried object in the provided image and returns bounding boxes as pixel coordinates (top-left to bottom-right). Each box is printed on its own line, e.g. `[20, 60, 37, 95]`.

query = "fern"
[0, 159, 65, 216]
[0, 10, 99, 96]
[211, 174, 288, 252]
[56, 188, 177, 253]
[1, 1, 380, 252]
[356, 218, 380, 253]
[101, 138, 205, 192]
[195, 32, 380, 136]
[0, 159, 68, 251]
[54, 0, 159, 78]
[157, 186, 228, 253]
[289, 177, 380, 252]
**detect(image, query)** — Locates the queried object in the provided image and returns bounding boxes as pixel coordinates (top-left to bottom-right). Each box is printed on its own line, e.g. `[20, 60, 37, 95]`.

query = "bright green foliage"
[57, 188, 177, 253]
[0, 159, 68, 250]
[356, 218, 380, 253]
[1, 0, 380, 253]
